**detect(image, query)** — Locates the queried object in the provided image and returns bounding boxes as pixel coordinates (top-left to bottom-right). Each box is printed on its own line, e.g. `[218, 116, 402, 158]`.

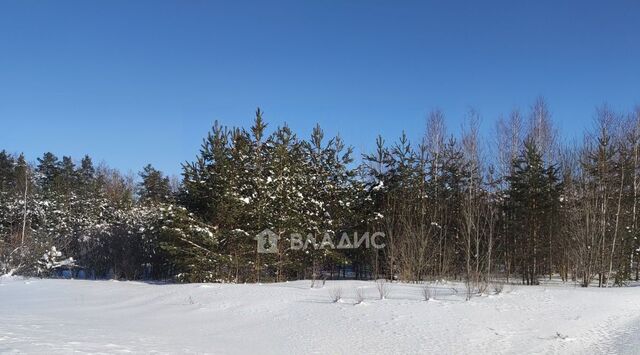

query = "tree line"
[1, 99, 639, 287]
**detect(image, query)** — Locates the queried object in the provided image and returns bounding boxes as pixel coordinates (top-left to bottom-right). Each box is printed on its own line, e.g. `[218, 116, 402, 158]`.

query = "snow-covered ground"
[1, 277, 639, 354]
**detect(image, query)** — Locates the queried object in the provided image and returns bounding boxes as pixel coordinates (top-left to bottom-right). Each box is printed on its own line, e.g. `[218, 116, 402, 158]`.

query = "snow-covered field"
[1, 277, 639, 354]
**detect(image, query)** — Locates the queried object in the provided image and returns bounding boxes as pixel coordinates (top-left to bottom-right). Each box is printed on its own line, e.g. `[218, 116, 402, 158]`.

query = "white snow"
[372, 180, 384, 191]
[0, 277, 639, 354]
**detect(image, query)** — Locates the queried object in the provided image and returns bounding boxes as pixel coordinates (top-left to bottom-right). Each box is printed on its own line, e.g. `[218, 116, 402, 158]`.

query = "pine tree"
[138, 164, 172, 204]
[506, 139, 562, 285]
[36, 152, 60, 193]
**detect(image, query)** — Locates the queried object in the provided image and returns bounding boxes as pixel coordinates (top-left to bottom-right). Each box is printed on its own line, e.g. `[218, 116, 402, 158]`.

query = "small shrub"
[492, 282, 504, 294]
[354, 288, 365, 304]
[376, 279, 390, 299]
[465, 281, 474, 301]
[421, 284, 431, 301]
[329, 287, 342, 303]
[477, 281, 488, 295]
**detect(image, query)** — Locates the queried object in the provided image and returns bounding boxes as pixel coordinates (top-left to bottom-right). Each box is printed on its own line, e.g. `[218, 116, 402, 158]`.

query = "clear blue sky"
[1, 0, 639, 176]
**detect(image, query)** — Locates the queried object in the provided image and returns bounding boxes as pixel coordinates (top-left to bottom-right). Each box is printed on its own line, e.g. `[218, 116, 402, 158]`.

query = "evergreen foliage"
[2, 101, 640, 287]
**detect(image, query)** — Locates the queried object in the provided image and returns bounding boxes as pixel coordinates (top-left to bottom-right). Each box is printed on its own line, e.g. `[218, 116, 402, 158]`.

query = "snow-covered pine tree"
[262, 125, 308, 281]
[138, 164, 172, 204]
[29, 152, 75, 276]
[179, 119, 252, 282]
